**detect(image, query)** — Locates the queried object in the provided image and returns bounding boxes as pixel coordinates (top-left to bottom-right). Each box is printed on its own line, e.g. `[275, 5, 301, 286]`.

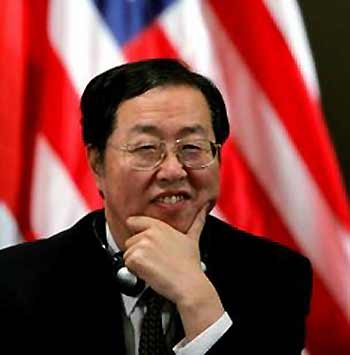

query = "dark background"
[298, 1, 349, 194]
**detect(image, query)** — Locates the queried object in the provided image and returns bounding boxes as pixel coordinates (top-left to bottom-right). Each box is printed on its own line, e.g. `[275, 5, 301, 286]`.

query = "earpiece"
[111, 252, 145, 296]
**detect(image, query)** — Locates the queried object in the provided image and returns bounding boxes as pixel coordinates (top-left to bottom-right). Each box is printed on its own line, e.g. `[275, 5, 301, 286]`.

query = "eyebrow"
[178, 125, 207, 137]
[129, 124, 207, 137]
[130, 124, 161, 135]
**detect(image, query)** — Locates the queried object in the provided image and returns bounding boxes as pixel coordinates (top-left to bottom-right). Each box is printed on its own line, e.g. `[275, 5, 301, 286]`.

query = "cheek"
[195, 165, 220, 200]
[208, 170, 220, 200]
[105, 168, 131, 201]
[104, 164, 151, 211]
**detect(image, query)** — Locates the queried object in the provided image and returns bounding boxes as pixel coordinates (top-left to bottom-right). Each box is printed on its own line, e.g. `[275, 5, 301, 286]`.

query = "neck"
[104, 209, 131, 251]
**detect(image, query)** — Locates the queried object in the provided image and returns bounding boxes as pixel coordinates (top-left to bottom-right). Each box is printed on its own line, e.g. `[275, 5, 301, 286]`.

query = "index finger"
[186, 203, 209, 241]
[126, 215, 159, 233]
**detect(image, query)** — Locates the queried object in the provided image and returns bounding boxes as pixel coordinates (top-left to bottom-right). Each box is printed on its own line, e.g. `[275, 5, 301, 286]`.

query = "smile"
[154, 195, 186, 204]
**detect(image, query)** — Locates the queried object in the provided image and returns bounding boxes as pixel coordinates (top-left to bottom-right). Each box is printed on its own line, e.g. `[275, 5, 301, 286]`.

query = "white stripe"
[31, 135, 89, 237]
[160, 0, 224, 83]
[211, 207, 228, 223]
[161, 0, 350, 317]
[263, 0, 320, 98]
[0, 203, 23, 249]
[160, 0, 229, 119]
[48, 0, 125, 96]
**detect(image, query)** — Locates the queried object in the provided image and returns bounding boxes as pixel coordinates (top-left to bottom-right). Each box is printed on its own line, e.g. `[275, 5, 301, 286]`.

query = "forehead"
[112, 85, 214, 139]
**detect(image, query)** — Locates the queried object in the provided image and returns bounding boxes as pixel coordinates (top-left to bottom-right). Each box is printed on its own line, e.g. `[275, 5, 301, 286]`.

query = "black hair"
[81, 58, 229, 155]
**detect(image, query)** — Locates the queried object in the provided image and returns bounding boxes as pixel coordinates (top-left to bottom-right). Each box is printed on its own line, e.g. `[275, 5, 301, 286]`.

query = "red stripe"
[23, 0, 101, 213]
[218, 140, 301, 250]
[219, 139, 350, 355]
[0, 0, 28, 212]
[123, 21, 178, 61]
[38, 48, 102, 210]
[0, 0, 40, 241]
[307, 276, 350, 355]
[208, 0, 349, 226]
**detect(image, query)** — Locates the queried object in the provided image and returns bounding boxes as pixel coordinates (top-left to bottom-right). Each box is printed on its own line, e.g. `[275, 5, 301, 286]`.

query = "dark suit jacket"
[0, 210, 312, 354]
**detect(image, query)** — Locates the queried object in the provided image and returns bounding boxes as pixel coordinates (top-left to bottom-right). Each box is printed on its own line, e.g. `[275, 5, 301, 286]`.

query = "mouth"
[151, 191, 191, 205]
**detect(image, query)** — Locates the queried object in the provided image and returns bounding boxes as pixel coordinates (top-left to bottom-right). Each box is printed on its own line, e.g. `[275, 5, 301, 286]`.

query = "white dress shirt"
[106, 223, 232, 355]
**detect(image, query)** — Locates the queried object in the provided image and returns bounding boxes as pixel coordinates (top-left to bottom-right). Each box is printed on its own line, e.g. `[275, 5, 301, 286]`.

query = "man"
[0, 58, 312, 354]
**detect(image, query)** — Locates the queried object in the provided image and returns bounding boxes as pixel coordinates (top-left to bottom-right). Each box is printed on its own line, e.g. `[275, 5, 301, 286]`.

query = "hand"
[124, 205, 225, 340]
[124, 206, 224, 341]
[124, 204, 208, 303]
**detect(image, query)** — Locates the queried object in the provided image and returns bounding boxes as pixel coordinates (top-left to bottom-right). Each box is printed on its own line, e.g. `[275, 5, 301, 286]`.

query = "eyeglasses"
[108, 138, 221, 171]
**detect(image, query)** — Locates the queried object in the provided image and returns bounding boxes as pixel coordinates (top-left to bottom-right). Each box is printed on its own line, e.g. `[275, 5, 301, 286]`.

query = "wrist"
[175, 274, 225, 341]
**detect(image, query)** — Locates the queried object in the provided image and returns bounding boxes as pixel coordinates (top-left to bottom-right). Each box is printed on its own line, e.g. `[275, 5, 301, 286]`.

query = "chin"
[164, 217, 189, 232]
[149, 213, 191, 233]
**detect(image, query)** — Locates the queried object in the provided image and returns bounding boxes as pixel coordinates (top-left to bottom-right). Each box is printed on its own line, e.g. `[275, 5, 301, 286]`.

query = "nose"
[156, 150, 188, 182]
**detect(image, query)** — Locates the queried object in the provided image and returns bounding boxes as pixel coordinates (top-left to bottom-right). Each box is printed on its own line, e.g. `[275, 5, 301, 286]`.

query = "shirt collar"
[106, 222, 145, 317]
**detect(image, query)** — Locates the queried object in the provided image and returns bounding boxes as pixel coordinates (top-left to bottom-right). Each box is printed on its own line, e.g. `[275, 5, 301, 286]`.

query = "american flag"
[0, 1, 349, 354]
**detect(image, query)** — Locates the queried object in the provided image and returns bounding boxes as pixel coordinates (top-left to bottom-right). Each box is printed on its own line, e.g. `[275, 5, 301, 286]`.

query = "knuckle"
[125, 248, 145, 269]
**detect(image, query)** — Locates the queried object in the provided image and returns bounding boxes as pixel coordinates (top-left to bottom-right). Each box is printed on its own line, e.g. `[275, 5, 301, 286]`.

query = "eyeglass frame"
[107, 138, 222, 171]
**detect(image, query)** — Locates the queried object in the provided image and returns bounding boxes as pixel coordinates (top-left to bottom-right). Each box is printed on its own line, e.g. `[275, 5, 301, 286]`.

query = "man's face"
[90, 85, 220, 248]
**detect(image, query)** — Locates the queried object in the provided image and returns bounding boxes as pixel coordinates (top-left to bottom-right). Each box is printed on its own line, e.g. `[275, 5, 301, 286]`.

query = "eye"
[132, 143, 158, 152]
[181, 143, 202, 151]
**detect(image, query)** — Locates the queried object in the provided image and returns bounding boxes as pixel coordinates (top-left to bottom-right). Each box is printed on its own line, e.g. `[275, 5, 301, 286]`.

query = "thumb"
[187, 203, 209, 241]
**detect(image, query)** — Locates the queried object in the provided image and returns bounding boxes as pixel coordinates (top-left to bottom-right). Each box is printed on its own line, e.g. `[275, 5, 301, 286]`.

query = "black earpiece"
[111, 252, 146, 296]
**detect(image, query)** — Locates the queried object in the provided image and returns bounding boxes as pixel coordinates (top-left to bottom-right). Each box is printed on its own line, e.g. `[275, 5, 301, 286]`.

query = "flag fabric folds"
[0, 1, 349, 354]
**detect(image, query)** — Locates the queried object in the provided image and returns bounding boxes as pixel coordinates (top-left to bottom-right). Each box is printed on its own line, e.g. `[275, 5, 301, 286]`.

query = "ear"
[87, 146, 105, 197]
[87, 146, 103, 174]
